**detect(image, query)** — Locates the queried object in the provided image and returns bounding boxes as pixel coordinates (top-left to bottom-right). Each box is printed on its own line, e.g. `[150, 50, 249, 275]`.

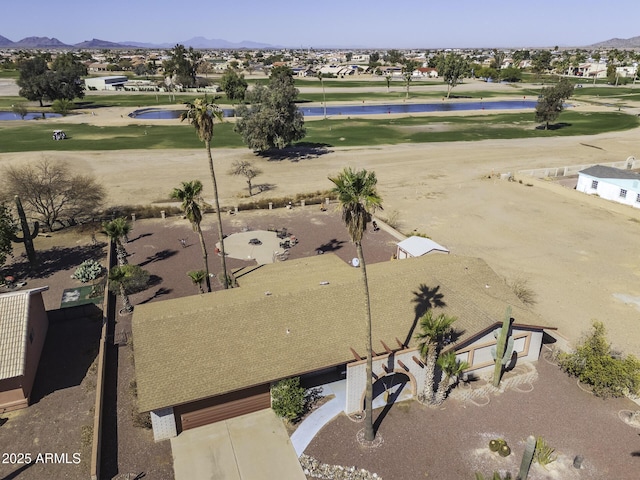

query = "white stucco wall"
[577, 173, 640, 208]
[151, 407, 178, 441]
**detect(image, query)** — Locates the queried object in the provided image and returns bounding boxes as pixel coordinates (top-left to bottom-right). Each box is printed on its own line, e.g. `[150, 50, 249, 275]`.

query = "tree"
[51, 98, 74, 116]
[535, 78, 574, 129]
[11, 102, 28, 119]
[163, 44, 201, 88]
[171, 180, 211, 292]
[187, 269, 207, 294]
[229, 160, 262, 196]
[2, 159, 105, 231]
[317, 70, 327, 119]
[384, 49, 404, 65]
[220, 67, 248, 104]
[433, 351, 469, 405]
[531, 50, 552, 77]
[108, 264, 150, 315]
[499, 67, 522, 83]
[181, 98, 230, 288]
[415, 311, 456, 404]
[16, 57, 49, 106]
[435, 53, 470, 99]
[17, 54, 86, 107]
[0, 203, 17, 268]
[384, 72, 392, 92]
[235, 67, 306, 152]
[402, 59, 418, 99]
[102, 217, 131, 266]
[329, 167, 383, 442]
[271, 377, 306, 422]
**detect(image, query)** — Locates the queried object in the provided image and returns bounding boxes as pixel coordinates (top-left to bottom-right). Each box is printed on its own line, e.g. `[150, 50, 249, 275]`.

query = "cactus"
[10, 195, 38, 266]
[492, 306, 514, 387]
[517, 435, 536, 480]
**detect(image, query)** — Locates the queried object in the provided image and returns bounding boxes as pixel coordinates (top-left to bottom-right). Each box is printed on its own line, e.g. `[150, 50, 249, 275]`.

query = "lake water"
[129, 100, 538, 120]
[0, 111, 62, 120]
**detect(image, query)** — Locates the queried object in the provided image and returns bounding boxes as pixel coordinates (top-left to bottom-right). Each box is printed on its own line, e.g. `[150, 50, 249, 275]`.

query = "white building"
[577, 164, 640, 208]
[396, 236, 449, 259]
[84, 76, 128, 91]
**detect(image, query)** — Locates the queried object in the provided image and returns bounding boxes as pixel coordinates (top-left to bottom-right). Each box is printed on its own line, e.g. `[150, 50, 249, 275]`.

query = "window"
[620, 189, 627, 199]
[636, 193, 640, 203]
[591, 180, 598, 189]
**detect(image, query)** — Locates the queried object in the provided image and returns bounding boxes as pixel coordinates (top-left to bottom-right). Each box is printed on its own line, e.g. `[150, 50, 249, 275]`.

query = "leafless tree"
[2, 159, 105, 231]
[229, 160, 263, 196]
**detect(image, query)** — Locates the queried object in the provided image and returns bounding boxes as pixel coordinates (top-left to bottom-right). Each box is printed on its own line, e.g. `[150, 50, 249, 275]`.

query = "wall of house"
[577, 174, 640, 208]
[0, 377, 28, 412]
[21, 294, 49, 404]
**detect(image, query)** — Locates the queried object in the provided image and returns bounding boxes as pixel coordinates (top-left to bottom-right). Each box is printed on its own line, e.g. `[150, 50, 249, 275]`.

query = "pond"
[0, 111, 62, 120]
[129, 100, 538, 120]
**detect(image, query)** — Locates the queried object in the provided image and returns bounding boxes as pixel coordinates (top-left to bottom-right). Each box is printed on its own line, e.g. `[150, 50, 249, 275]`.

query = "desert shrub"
[558, 321, 640, 398]
[271, 377, 306, 422]
[379, 209, 401, 229]
[72, 259, 104, 283]
[509, 277, 536, 306]
[105, 204, 182, 220]
[237, 190, 337, 211]
[534, 436, 557, 468]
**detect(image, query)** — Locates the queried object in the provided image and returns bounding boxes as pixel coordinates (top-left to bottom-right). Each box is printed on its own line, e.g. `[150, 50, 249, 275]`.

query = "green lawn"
[0, 111, 636, 153]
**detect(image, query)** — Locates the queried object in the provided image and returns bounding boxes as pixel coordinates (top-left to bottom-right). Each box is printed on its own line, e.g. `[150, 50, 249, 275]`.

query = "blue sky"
[2, 0, 639, 48]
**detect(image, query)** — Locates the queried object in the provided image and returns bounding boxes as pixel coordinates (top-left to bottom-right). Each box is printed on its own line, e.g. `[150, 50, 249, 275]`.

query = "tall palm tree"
[316, 70, 327, 119]
[415, 311, 456, 405]
[181, 98, 231, 288]
[171, 180, 211, 292]
[433, 351, 469, 405]
[329, 167, 382, 442]
[187, 269, 206, 294]
[102, 217, 131, 266]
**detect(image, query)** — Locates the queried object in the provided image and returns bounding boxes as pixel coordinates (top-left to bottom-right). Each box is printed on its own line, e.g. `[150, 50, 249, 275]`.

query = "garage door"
[176, 384, 271, 432]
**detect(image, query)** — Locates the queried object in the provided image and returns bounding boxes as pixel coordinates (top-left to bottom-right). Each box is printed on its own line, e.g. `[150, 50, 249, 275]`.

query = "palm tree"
[108, 264, 149, 315]
[181, 98, 231, 288]
[433, 351, 469, 405]
[316, 70, 327, 119]
[329, 167, 382, 442]
[415, 311, 456, 404]
[187, 269, 207, 294]
[171, 180, 211, 292]
[102, 217, 131, 266]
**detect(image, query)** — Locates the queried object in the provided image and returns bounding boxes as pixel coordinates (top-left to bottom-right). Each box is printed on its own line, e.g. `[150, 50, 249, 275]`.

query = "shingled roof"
[579, 165, 640, 181]
[133, 254, 550, 413]
[0, 287, 49, 381]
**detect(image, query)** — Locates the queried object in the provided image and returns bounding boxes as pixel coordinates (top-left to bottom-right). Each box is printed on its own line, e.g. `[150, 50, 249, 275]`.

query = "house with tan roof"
[132, 254, 552, 441]
[0, 287, 49, 412]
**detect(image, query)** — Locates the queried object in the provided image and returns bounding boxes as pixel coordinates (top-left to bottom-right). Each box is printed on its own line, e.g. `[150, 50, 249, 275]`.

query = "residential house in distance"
[0, 287, 49, 412]
[576, 164, 640, 208]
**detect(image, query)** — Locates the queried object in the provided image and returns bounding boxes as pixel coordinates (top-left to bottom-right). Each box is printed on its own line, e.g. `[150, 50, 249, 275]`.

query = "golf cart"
[52, 130, 67, 140]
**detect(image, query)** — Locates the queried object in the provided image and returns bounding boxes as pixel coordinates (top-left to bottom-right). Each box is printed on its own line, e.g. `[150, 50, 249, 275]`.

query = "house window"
[620, 189, 627, 199]
[591, 180, 598, 189]
[636, 193, 640, 203]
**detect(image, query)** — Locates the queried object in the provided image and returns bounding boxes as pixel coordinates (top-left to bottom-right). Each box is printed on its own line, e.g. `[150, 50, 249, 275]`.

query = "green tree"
[181, 98, 230, 288]
[229, 160, 262, 197]
[435, 53, 470, 99]
[384, 49, 404, 64]
[187, 269, 207, 294]
[11, 102, 28, 119]
[17, 54, 86, 107]
[535, 78, 574, 129]
[0, 203, 17, 268]
[317, 70, 327, 119]
[163, 44, 201, 88]
[531, 50, 552, 76]
[402, 59, 419, 99]
[234, 67, 306, 152]
[102, 217, 131, 266]
[220, 67, 248, 104]
[16, 57, 49, 106]
[329, 167, 383, 442]
[499, 67, 522, 83]
[171, 180, 212, 292]
[271, 377, 306, 422]
[415, 311, 456, 404]
[108, 264, 150, 315]
[433, 351, 469, 405]
[51, 98, 74, 116]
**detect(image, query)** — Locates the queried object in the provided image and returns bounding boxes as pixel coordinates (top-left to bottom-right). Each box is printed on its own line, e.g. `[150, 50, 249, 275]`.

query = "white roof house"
[396, 236, 449, 259]
[0, 287, 49, 411]
[576, 164, 640, 209]
[84, 75, 128, 91]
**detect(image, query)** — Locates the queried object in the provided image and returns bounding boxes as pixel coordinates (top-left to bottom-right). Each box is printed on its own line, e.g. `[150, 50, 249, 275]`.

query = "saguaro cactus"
[492, 306, 514, 387]
[517, 435, 537, 480]
[10, 195, 38, 266]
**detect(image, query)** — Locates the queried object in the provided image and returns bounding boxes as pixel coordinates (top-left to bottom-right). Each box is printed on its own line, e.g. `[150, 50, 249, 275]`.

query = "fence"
[518, 156, 639, 178]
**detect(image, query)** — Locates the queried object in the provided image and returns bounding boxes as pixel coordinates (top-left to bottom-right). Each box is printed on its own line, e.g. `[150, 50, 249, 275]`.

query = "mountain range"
[1, 34, 640, 50]
[0, 35, 277, 49]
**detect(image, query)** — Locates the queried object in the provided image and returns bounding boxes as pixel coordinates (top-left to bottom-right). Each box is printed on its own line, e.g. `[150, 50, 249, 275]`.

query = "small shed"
[396, 236, 449, 259]
[0, 287, 49, 412]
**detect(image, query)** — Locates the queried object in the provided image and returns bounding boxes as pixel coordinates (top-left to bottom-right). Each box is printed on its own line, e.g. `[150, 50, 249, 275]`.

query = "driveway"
[170, 409, 306, 480]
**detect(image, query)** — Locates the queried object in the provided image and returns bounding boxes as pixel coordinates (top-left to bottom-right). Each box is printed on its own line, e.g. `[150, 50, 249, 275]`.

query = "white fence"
[519, 156, 639, 178]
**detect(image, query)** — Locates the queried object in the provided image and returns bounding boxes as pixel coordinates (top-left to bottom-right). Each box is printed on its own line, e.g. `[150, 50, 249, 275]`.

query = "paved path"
[171, 409, 305, 480]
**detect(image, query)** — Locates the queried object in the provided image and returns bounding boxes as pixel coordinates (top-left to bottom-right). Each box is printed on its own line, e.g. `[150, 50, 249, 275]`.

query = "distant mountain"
[177, 36, 277, 49]
[0, 35, 15, 47]
[14, 36, 70, 48]
[589, 36, 640, 48]
[74, 38, 136, 48]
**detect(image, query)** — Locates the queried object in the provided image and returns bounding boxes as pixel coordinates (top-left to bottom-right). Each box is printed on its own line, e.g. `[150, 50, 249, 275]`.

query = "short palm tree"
[329, 167, 382, 442]
[415, 311, 456, 404]
[171, 180, 211, 292]
[181, 98, 230, 288]
[187, 269, 207, 294]
[433, 351, 469, 405]
[108, 264, 149, 315]
[102, 217, 131, 266]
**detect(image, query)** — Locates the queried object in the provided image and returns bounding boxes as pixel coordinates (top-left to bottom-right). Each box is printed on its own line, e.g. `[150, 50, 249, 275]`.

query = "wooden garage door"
[177, 385, 271, 432]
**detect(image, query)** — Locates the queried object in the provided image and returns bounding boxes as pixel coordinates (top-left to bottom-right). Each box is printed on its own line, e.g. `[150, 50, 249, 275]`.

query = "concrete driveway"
[170, 408, 306, 480]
